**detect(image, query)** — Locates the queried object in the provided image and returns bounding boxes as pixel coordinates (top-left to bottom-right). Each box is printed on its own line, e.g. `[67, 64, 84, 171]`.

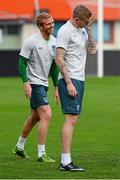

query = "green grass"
[0, 77, 120, 179]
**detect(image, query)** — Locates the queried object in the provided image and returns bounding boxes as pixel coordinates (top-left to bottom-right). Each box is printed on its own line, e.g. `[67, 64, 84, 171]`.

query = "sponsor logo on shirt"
[38, 47, 43, 50]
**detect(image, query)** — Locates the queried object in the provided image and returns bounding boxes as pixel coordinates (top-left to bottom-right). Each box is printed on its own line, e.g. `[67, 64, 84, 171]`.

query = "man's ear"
[40, 26, 43, 31]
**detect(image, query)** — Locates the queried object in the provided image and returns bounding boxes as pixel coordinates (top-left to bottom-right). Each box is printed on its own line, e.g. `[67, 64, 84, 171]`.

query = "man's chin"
[48, 31, 53, 35]
[50, 29, 54, 33]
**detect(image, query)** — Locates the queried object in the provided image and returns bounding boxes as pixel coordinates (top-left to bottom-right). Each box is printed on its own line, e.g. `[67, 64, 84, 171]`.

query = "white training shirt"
[56, 20, 88, 81]
[20, 31, 56, 86]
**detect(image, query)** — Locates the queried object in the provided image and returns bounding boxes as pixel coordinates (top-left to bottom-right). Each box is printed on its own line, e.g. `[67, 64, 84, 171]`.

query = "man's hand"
[67, 82, 78, 98]
[54, 87, 59, 104]
[86, 13, 96, 31]
[24, 82, 32, 99]
[85, 13, 97, 54]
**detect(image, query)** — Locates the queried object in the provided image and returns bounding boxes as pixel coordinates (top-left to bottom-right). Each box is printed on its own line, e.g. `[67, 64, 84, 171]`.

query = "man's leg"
[60, 114, 85, 171]
[37, 105, 51, 145]
[11, 110, 39, 158]
[36, 105, 55, 162]
[61, 114, 78, 165]
[20, 110, 39, 139]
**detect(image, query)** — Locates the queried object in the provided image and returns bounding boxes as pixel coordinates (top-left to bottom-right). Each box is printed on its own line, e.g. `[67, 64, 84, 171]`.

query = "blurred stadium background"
[0, 1, 120, 178]
[0, 0, 120, 77]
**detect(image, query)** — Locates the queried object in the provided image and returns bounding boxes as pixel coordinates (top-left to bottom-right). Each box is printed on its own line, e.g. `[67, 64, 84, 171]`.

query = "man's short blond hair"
[73, 5, 92, 19]
[35, 12, 52, 28]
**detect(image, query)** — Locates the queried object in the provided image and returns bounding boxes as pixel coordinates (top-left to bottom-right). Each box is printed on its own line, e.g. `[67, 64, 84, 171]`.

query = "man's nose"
[51, 22, 54, 27]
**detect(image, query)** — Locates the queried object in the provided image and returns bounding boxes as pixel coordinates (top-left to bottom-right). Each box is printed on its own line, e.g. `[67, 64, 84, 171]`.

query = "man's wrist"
[85, 26, 92, 32]
[23, 81, 28, 84]
[66, 79, 72, 85]
[54, 86, 58, 90]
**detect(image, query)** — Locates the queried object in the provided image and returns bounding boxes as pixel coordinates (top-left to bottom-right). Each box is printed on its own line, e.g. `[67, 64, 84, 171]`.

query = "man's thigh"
[30, 84, 49, 109]
[58, 78, 84, 115]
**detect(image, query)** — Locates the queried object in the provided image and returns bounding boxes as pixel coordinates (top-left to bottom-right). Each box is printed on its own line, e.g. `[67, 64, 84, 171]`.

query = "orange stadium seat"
[0, 0, 120, 20]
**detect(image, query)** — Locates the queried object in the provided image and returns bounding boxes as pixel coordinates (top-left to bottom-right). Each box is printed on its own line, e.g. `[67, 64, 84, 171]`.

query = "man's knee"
[37, 106, 52, 122]
[30, 111, 40, 123]
[44, 108, 52, 122]
[66, 115, 78, 126]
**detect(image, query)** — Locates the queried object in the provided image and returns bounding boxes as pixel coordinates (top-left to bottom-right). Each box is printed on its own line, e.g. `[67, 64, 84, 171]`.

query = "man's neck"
[41, 31, 50, 40]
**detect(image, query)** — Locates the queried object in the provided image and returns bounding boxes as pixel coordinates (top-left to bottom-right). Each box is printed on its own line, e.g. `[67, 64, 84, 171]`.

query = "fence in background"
[0, 50, 120, 77]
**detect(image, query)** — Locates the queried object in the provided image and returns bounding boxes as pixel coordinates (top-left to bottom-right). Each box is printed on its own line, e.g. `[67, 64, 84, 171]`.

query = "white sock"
[16, 136, 26, 151]
[61, 153, 71, 166]
[38, 145, 45, 158]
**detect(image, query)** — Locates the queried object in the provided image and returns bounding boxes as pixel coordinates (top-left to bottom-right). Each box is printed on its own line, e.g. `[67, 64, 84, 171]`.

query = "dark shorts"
[58, 78, 84, 115]
[30, 84, 49, 109]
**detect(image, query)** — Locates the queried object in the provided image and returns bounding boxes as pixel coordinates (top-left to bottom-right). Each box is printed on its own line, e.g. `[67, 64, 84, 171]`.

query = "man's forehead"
[45, 17, 54, 23]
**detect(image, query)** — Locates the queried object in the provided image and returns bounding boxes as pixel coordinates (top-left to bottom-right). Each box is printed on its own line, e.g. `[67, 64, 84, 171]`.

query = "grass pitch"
[0, 77, 120, 179]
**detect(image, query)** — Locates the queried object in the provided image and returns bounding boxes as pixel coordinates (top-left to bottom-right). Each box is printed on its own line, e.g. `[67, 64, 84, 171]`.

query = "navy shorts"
[58, 78, 84, 115]
[30, 84, 49, 109]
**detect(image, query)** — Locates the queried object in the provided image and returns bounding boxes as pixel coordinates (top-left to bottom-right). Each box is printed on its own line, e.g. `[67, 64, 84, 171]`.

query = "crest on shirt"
[82, 30, 86, 36]
[52, 45, 56, 53]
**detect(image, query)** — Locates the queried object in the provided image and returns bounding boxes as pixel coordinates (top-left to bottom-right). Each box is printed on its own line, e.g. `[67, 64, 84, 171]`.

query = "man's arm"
[85, 14, 97, 54]
[86, 27, 96, 54]
[19, 56, 31, 98]
[55, 48, 72, 85]
[55, 48, 77, 97]
[50, 60, 59, 102]
[18, 56, 28, 83]
[50, 60, 59, 87]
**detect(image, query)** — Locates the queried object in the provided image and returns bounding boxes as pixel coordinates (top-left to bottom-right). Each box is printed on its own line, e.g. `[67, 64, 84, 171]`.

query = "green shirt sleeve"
[50, 60, 59, 87]
[18, 55, 28, 83]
